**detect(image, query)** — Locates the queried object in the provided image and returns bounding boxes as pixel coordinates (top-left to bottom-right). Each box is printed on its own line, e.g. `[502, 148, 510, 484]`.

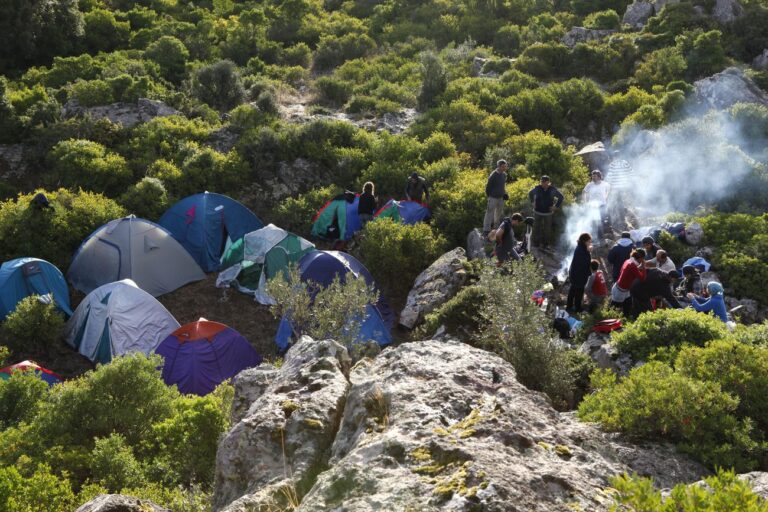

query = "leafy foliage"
[1, 297, 65, 356]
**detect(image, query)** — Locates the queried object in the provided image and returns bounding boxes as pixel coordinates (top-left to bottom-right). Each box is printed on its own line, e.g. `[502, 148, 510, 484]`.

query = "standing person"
[645, 249, 675, 273]
[611, 248, 646, 316]
[641, 236, 661, 259]
[405, 172, 430, 204]
[528, 175, 564, 251]
[358, 181, 377, 226]
[582, 169, 611, 240]
[607, 232, 634, 283]
[483, 160, 509, 235]
[567, 233, 592, 313]
[585, 259, 608, 313]
[630, 269, 682, 318]
[605, 158, 634, 229]
[493, 214, 522, 265]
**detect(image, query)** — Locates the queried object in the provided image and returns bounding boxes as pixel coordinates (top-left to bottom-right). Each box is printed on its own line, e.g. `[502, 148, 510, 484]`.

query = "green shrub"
[0, 464, 76, 512]
[355, 219, 448, 301]
[358, 132, 424, 198]
[716, 250, 768, 305]
[144, 36, 189, 83]
[658, 231, 696, 266]
[430, 168, 487, 248]
[681, 29, 725, 81]
[416, 285, 486, 341]
[314, 33, 377, 70]
[578, 363, 758, 471]
[421, 132, 457, 163]
[118, 177, 169, 220]
[1, 296, 65, 356]
[0, 371, 49, 429]
[611, 308, 729, 361]
[271, 186, 340, 238]
[0, 78, 21, 144]
[583, 9, 620, 29]
[418, 51, 447, 111]
[68, 80, 115, 107]
[89, 434, 146, 492]
[48, 139, 132, 195]
[83, 9, 130, 53]
[193, 60, 245, 112]
[281, 43, 312, 68]
[633, 46, 687, 90]
[494, 25, 522, 57]
[315, 76, 353, 108]
[127, 115, 215, 172]
[699, 212, 768, 248]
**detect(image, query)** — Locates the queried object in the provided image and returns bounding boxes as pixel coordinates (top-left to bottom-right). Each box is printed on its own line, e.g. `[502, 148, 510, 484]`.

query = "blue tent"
[0, 258, 72, 321]
[374, 199, 432, 225]
[159, 192, 263, 272]
[274, 251, 393, 352]
[311, 195, 363, 241]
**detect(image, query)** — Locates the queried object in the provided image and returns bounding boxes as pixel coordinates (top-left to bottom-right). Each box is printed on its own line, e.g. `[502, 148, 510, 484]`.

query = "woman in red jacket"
[611, 248, 646, 316]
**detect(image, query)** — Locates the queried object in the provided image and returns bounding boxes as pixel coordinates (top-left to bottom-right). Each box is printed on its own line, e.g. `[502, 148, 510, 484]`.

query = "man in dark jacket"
[494, 214, 523, 264]
[630, 268, 682, 318]
[528, 175, 564, 250]
[642, 236, 661, 259]
[405, 172, 430, 204]
[607, 232, 634, 283]
[483, 160, 508, 235]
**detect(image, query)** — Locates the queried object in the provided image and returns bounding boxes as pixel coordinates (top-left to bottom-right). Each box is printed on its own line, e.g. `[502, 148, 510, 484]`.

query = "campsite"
[2, 0, 768, 509]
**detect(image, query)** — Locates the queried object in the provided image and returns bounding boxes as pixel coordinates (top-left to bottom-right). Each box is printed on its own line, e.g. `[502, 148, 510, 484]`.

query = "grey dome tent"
[68, 216, 205, 297]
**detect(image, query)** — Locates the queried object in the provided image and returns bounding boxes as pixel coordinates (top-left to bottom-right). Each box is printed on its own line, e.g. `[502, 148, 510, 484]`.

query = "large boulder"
[653, 0, 680, 14]
[712, 0, 744, 23]
[623, 1, 654, 28]
[725, 297, 767, 324]
[75, 494, 169, 512]
[561, 27, 616, 47]
[466, 228, 487, 260]
[399, 247, 468, 329]
[295, 340, 705, 511]
[753, 49, 768, 71]
[240, 157, 328, 206]
[740, 472, 768, 499]
[61, 98, 181, 128]
[230, 364, 279, 424]
[579, 331, 635, 375]
[213, 337, 351, 511]
[693, 67, 768, 110]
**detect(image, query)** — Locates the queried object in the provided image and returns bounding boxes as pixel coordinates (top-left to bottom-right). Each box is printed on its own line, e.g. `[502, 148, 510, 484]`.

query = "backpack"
[592, 318, 622, 333]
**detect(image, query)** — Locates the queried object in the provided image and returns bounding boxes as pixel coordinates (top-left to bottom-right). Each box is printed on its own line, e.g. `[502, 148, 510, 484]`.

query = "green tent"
[217, 224, 315, 304]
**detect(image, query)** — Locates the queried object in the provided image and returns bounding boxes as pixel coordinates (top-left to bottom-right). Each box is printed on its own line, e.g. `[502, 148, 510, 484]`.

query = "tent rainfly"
[311, 193, 362, 241]
[0, 258, 72, 321]
[374, 199, 431, 225]
[0, 360, 62, 386]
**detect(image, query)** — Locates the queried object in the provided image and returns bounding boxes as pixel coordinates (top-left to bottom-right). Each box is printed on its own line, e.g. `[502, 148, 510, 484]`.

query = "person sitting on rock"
[405, 172, 430, 204]
[607, 232, 634, 283]
[645, 249, 675, 273]
[641, 236, 661, 259]
[630, 269, 682, 318]
[689, 281, 728, 323]
[585, 259, 608, 313]
[611, 248, 646, 316]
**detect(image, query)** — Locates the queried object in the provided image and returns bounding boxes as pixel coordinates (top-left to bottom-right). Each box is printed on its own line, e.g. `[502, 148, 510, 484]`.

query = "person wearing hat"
[528, 175, 564, 251]
[483, 159, 509, 235]
[642, 236, 661, 259]
[689, 281, 728, 322]
[630, 268, 682, 318]
[405, 172, 430, 204]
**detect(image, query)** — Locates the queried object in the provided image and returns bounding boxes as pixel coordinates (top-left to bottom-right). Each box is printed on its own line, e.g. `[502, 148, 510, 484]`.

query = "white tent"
[65, 279, 180, 364]
[68, 216, 205, 297]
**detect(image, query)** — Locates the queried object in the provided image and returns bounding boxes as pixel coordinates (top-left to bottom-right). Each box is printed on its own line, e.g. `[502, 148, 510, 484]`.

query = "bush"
[416, 284, 486, 341]
[493, 25, 522, 57]
[430, 169, 487, 248]
[89, 434, 146, 492]
[68, 80, 114, 107]
[716, 250, 768, 305]
[118, 177, 169, 220]
[1, 297, 65, 356]
[314, 33, 377, 70]
[83, 9, 130, 53]
[315, 76, 353, 108]
[48, 139, 132, 196]
[633, 46, 687, 90]
[144, 36, 189, 83]
[578, 362, 758, 471]
[611, 308, 729, 361]
[418, 51, 447, 111]
[583, 9, 620, 29]
[0, 371, 49, 429]
[0, 464, 76, 512]
[658, 231, 696, 265]
[421, 132, 457, 163]
[355, 219, 448, 301]
[271, 186, 340, 238]
[193, 60, 245, 112]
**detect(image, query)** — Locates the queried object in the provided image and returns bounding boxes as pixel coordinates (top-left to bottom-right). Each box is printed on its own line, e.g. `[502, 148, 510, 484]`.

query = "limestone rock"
[740, 472, 768, 499]
[693, 67, 768, 110]
[472, 57, 488, 77]
[241, 157, 328, 205]
[0, 144, 27, 180]
[712, 0, 744, 23]
[579, 332, 635, 375]
[207, 127, 239, 153]
[753, 49, 768, 71]
[296, 340, 705, 511]
[623, 1, 654, 28]
[466, 228, 487, 260]
[653, 0, 679, 14]
[213, 337, 351, 511]
[399, 248, 468, 329]
[684, 222, 704, 246]
[61, 98, 181, 128]
[230, 364, 279, 424]
[725, 297, 767, 324]
[561, 27, 616, 48]
[75, 494, 169, 512]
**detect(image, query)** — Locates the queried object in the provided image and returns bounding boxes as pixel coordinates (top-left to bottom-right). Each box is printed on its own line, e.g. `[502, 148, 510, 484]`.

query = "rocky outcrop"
[725, 297, 768, 324]
[75, 494, 169, 512]
[712, 0, 744, 23]
[399, 248, 468, 329]
[213, 337, 351, 511]
[693, 67, 768, 110]
[240, 157, 328, 205]
[561, 27, 616, 48]
[753, 49, 768, 71]
[230, 364, 279, 424]
[623, 1, 654, 28]
[61, 98, 181, 128]
[0, 144, 27, 180]
[466, 228, 487, 260]
[579, 332, 635, 375]
[741, 472, 768, 499]
[653, 0, 679, 14]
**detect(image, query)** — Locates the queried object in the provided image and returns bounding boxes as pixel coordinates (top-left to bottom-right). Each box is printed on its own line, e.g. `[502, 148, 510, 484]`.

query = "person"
[528, 175, 564, 251]
[567, 233, 592, 313]
[641, 236, 661, 259]
[493, 214, 523, 265]
[483, 160, 509, 235]
[675, 265, 703, 304]
[607, 232, 634, 283]
[645, 249, 675, 273]
[605, 158, 635, 229]
[585, 259, 608, 313]
[582, 169, 611, 240]
[611, 248, 646, 316]
[689, 281, 728, 322]
[630, 268, 682, 318]
[357, 181, 377, 226]
[405, 172, 430, 204]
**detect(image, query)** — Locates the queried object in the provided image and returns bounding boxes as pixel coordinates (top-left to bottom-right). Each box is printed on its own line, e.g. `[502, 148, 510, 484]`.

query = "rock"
[694, 246, 714, 260]
[472, 57, 488, 77]
[61, 98, 181, 129]
[712, 0, 744, 23]
[623, 1, 654, 28]
[753, 49, 768, 71]
[295, 340, 705, 511]
[0, 144, 27, 181]
[399, 248, 468, 329]
[725, 297, 766, 324]
[213, 337, 352, 511]
[466, 228, 487, 260]
[561, 27, 616, 48]
[240, 157, 328, 205]
[207, 127, 239, 153]
[684, 222, 704, 246]
[579, 332, 635, 375]
[653, 0, 679, 14]
[376, 108, 418, 134]
[75, 494, 169, 512]
[230, 364, 279, 424]
[693, 67, 768, 110]
[740, 472, 768, 499]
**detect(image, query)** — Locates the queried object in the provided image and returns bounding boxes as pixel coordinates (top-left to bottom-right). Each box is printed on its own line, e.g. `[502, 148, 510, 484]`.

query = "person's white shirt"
[582, 180, 611, 205]
[647, 256, 676, 273]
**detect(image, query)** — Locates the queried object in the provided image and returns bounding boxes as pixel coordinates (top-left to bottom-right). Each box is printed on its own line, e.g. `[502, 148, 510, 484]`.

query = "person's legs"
[492, 198, 503, 230]
[568, 286, 585, 312]
[574, 286, 585, 312]
[532, 213, 544, 247]
[482, 197, 495, 233]
[541, 214, 553, 248]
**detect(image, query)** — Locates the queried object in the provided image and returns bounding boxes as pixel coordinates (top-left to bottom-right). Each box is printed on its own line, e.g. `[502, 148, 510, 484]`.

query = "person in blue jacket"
[688, 281, 728, 322]
[567, 232, 592, 313]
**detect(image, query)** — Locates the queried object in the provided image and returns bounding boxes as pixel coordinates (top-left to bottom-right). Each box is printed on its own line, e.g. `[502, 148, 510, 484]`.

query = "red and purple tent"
[0, 360, 62, 386]
[374, 199, 431, 225]
[155, 320, 262, 396]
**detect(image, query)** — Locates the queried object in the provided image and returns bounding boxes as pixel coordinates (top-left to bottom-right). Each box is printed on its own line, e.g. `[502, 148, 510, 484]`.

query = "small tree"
[144, 36, 189, 83]
[418, 51, 447, 111]
[193, 60, 245, 112]
[266, 266, 379, 347]
[1, 296, 65, 356]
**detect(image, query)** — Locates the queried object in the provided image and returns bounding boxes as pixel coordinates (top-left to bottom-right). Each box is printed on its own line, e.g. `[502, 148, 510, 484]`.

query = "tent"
[0, 360, 62, 386]
[274, 251, 393, 352]
[0, 258, 72, 321]
[374, 199, 431, 225]
[155, 320, 262, 396]
[217, 224, 315, 303]
[311, 194, 362, 241]
[65, 279, 180, 364]
[159, 192, 263, 272]
[68, 216, 205, 297]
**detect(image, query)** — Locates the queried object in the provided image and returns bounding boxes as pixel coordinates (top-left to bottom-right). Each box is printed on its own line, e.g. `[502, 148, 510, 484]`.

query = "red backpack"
[593, 319, 622, 333]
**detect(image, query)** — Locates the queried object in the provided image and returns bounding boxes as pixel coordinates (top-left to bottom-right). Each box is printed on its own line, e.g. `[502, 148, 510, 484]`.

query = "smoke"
[557, 201, 602, 281]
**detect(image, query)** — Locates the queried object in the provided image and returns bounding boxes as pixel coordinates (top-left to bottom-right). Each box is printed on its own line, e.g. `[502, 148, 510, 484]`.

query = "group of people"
[567, 230, 727, 323]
